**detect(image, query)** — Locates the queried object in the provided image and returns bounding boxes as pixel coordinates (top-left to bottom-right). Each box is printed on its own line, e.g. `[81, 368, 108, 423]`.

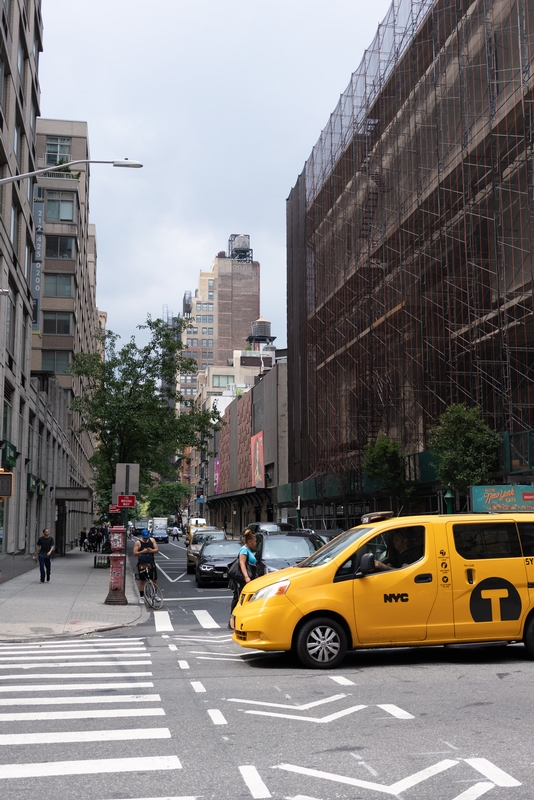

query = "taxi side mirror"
[359, 552, 375, 575]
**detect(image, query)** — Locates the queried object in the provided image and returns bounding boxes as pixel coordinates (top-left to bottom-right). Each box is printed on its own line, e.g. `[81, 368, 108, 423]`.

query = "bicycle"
[135, 565, 163, 609]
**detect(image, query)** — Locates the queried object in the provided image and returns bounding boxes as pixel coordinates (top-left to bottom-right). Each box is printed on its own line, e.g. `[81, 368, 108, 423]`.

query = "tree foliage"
[427, 404, 501, 493]
[363, 435, 413, 511]
[69, 316, 220, 513]
[146, 481, 191, 518]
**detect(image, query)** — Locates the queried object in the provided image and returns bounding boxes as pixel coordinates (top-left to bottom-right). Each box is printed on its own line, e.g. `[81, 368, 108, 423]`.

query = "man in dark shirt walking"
[35, 528, 55, 583]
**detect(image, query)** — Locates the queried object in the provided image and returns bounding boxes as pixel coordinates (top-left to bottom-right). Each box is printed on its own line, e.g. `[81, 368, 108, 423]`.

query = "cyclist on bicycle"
[133, 529, 160, 604]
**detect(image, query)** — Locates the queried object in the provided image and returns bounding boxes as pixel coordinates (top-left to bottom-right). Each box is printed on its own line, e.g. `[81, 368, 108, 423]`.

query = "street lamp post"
[0, 158, 143, 185]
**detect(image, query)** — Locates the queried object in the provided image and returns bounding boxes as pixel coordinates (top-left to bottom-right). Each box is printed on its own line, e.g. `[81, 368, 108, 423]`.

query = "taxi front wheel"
[295, 617, 347, 669]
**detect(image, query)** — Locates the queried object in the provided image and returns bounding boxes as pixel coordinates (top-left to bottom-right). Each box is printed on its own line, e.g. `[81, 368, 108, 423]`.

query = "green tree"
[363, 435, 413, 512]
[69, 316, 220, 515]
[146, 481, 191, 518]
[427, 404, 501, 493]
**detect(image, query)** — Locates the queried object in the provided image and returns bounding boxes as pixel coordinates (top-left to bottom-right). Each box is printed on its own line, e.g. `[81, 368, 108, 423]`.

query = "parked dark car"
[254, 531, 325, 576]
[240, 522, 294, 537]
[195, 539, 242, 586]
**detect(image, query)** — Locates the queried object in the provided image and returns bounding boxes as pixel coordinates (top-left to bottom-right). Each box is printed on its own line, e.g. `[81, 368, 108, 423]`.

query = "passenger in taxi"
[374, 529, 423, 571]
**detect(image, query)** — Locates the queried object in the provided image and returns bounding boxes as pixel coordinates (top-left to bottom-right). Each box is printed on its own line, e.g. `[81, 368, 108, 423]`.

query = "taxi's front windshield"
[297, 527, 373, 567]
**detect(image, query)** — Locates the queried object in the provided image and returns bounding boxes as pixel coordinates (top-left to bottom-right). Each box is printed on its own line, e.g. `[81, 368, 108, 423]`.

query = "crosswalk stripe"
[0, 646, 147, 655]
[0, 672, 153, 681]
[0, 681, 154, 693]
[154, 611, 174, 632]
[193, 610, 220, 629]
[0, 755, 182, 779]
[0, 727, 171, 745]
[0, 638, 145, 649]
[0, 660, 152, 670]
[0, 653, 151, 662]
[0, 708, 166, 722]
[0, 693, 160, 706]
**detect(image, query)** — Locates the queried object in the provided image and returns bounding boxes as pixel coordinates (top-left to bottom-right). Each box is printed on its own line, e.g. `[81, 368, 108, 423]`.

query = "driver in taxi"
[374, 529, 423, 571]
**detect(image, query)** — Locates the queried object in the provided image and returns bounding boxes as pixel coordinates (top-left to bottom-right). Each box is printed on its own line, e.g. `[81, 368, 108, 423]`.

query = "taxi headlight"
[249, 579, 290, 602]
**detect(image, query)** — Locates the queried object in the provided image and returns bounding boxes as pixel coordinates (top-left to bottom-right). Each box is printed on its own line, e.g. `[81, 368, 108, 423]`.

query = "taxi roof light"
[361, 511, 395, 524]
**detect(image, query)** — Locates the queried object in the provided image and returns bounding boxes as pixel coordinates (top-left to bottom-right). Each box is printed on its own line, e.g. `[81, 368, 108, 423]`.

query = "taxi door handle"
[414, 573, 433, 583]
[467, 568, 474, 584]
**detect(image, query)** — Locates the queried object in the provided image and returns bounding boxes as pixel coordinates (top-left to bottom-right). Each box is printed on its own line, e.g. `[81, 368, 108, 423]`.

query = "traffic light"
[0, 471, 14, 498]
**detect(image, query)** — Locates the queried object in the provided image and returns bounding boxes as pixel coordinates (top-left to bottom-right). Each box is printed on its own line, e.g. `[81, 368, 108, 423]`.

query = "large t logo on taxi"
[469, 577, 521, 622]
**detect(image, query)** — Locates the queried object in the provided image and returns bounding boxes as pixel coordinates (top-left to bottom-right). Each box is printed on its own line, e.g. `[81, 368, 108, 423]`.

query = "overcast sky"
[38, 0, 392, 348]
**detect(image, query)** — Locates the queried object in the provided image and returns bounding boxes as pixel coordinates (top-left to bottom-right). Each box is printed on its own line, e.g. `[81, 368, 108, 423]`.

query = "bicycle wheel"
[143, 580, 157, 609]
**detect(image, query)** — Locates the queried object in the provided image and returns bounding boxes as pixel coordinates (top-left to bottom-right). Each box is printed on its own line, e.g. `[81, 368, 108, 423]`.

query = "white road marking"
[99, 797, 197, 800]
[228, 694, 348, 710]
[193, 610, 220, 628]
[465, 758, 521, 787]
[0, 727, 171, 745]
[196, 657, 243, 662]
[450, 784, 495, 800]
[0, 645, 147, 655]
[0, 681, 153, 693]
[239, 765, 272, 798]
[0, 755, 181, 780]
[163, 596, 232, 601]
[178, 661, 190, 669]
[0, 639, 145, 650]
[276, 759, 459, 793]
[154, 611, 174, 632]
[168, 645, 178, 651]
[284, 796, 322, 800]
[207, 709, 227, 725]
[157, 552, 170, 559]
[350, 753, 379, 776]
[0, 672, 152, 680]
[247, 704, 367, 723]
[0, 660, 153, 670]
[0, 693, 160, 707]
[191, 681, 206, 693]
[0, 708, 165, 722]
[156, 565, 188, 583]
[329, 676, 355, 686]
[0, 653, 151, 663]
[376, 704, 415, 719]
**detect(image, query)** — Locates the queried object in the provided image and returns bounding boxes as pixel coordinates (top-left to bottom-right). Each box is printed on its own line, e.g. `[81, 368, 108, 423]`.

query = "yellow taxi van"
[231, 511, 534, 668]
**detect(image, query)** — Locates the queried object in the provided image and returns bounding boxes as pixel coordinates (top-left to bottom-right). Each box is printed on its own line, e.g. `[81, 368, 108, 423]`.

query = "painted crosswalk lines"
[0, 636, 182, 789]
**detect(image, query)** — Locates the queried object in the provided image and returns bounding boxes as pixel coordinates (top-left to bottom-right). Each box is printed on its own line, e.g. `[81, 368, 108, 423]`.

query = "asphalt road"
[0, 537, 532, 799]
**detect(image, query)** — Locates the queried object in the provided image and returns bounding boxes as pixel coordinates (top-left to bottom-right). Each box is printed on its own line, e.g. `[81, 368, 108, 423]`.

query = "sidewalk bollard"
[104, 525, 128, 605]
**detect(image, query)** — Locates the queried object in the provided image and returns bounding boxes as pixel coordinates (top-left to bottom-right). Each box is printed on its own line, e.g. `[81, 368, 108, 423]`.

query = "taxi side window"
[453, 523, 521, 559]
[517, 523, 534, 556]
[334, 527, 425, 580]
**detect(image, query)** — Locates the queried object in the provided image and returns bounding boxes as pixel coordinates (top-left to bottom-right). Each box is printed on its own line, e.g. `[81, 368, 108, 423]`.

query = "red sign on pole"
[109, 504, 121, 513]
[118, 495, 136, 508]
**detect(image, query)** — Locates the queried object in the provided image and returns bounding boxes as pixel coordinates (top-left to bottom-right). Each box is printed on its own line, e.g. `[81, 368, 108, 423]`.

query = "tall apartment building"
[0, 1, 77, 575]
[33, 119, 99, 492]
[287, 0, 534, 519]
[179, 235, 260, 512]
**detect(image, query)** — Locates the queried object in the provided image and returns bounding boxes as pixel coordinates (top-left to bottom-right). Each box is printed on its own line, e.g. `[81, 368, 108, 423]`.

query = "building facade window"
[208, 292, 214, 300]
[213, 375, 234, 387]
[3, 387, 12, 440]
[44, 274, 73, 297]
[207, 315, 213, 323]
[45, 136, 71, 166]
[46, 191, 75, 222]
[208, 279, 214, 287]
[5, 292, 15, 355]
[42, 350, 71, 372]
[43, 312, 71, 335]
[45, 235, 74, 259]
[10, 204, 18, 247]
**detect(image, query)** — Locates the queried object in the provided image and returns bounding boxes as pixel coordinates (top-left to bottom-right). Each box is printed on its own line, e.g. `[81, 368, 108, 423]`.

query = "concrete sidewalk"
[0, 549, 148, 642]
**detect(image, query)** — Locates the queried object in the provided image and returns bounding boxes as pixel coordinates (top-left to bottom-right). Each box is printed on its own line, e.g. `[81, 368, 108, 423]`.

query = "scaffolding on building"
[287, 0, 534, 482]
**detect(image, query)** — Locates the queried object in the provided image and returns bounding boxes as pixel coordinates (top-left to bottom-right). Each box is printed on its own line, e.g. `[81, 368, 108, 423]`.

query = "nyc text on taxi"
[231, 512, 534, 668]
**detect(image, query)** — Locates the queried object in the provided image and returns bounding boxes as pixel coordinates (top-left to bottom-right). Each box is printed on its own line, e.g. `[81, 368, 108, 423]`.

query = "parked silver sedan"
[186, 529, 226, 573]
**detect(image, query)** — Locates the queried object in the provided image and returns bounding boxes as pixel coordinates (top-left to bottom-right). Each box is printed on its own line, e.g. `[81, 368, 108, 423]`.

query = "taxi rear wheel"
[523, 616, 534, 657]
[295, 617, 347, 669]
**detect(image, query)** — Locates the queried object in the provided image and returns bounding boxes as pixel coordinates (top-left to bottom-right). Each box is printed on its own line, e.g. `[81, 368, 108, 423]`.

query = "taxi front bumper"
[231, 593, 302, 651]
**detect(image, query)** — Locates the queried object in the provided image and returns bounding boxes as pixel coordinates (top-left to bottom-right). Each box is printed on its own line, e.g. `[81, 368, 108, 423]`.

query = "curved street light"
[0, 158, 143, 185]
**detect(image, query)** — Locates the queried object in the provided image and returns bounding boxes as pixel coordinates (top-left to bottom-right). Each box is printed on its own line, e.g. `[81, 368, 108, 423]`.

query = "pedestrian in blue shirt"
[229, 530, 257, 624]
